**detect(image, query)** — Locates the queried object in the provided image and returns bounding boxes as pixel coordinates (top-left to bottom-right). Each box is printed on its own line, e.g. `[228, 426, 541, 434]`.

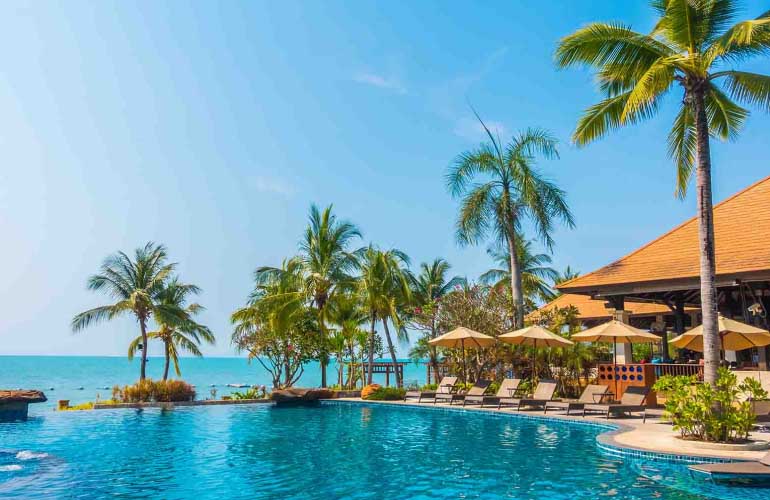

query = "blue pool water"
[0, 402, 763, 499]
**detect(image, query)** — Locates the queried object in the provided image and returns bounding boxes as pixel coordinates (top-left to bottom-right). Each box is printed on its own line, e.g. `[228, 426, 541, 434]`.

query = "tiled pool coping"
[321, 399, 739, 465]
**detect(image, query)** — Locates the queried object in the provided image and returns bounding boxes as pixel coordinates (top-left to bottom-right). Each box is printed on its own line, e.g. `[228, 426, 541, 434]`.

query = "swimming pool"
[0, 402, 762, 499]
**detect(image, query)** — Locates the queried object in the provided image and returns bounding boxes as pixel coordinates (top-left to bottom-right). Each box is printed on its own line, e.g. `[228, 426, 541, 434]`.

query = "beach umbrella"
[572, 320, 660, 396]
[499, 325, 573, 379]
[429, 327, 495, 384]
[669, 315, 770, 353]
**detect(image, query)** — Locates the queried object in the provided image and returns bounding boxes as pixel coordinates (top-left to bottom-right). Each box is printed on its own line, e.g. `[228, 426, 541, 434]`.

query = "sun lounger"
[688, 451, 770, 485]
[404, 376, 458, 403]
[582, 386, 649, 419]
[440, 379, 490, 405]
[544, 384, 608, 415]
[498, 380, 558, 410]
[463, 378, 522, 407]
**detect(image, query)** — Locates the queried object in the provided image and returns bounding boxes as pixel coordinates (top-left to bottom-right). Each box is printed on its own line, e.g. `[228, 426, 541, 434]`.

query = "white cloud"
[250, 175, 296, 197]
[453, 116, 509, 143]
[353, 72, 407, 94]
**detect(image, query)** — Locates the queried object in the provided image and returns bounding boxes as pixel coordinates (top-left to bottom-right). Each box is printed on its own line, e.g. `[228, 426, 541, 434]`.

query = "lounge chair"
[463, 378, 522, 407]
[544, 384, 608, 415]
[439, 379, 490, 405]
[498, 380, 558, 411]
[582, 386, 649, 419]
[403, 376, 458, 403]
[688, 451, 770, 485]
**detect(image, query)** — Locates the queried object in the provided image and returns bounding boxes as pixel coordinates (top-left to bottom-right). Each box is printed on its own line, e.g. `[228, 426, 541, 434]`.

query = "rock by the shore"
[271, 388, 334, 405]
[0, 390, 47, 404]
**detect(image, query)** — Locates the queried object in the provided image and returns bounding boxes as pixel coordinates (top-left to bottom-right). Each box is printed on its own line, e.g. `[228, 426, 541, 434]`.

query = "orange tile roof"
[529, 294, 681, 321]
[558, 175, 770, 292]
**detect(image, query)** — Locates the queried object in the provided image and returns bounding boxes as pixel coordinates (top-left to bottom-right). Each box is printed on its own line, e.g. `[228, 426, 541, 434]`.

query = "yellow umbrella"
[669, 315, 770, 352]
[429, 327, 495, 384]
[499, 325, 573, 378]
[572, 320, 661, 395]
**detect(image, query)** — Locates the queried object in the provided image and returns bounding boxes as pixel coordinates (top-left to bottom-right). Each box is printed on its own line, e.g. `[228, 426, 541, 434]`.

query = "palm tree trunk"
[163, 341, 171, 381]
[367, 314, 376, 385]
[429, 318, 439, 384]
[139, 318, 148, 381]
[318, 315, 328, 388]
[382, 319, 402, 388]
[692, 87, 720, 386]
[507, 231, 525, 329]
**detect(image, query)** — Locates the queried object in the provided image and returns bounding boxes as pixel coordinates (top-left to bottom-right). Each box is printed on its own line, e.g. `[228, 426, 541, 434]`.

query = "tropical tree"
[554, 266, 580, 287]
[326, 291, 369, 388]
[406, 259, 465, 383]
[128, 277, 214, 380]
[72, 242, 176, 380]
[555, 0, 770, 385]
[447, 121, 575, 329]
[299, 204, 361, 388]
[479, 238, 559, 308]
[356, 245, 412, 387]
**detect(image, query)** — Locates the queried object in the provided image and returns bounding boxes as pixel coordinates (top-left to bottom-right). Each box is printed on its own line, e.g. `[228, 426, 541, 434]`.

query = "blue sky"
[2, 1, 769, 357]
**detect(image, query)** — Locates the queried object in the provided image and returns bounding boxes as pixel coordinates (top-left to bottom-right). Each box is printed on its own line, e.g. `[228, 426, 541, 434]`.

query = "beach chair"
[582, 386, 649, 419]
[404, 376, 458, 403]
[688, 451, 770, 485]
[498, 380, 558, 410]
[439, 379, 490, 405]
[544, 384, 608, 415]
[463, 378, 522, 407]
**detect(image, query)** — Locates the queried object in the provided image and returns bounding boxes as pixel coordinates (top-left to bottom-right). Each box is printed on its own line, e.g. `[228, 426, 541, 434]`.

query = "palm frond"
[667, 105, 697, 198]
[716, 70, 770, 112]
[705, 83, 747, 140]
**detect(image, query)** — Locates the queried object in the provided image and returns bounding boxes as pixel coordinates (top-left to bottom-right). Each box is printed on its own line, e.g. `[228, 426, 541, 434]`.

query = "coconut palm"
[299, 204, 361, 388]
[72, 242, 175, 380]
[356, 245, 411, 387]
[480, 238, 559, 308]
[447, 120, 574, 329]
[408, 259, 465, 384]
[554, 266, 580, 287]
[555, 0, 770, 385]
[128, 277, 214, 380]
[326, 291, 369, 388]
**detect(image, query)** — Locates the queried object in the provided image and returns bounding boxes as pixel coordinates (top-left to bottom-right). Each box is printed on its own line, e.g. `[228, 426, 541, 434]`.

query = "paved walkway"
[338, 398, 770, 461]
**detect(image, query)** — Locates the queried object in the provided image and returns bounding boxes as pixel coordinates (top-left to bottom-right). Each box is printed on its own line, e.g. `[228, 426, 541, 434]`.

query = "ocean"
[0, 356, 428, 414]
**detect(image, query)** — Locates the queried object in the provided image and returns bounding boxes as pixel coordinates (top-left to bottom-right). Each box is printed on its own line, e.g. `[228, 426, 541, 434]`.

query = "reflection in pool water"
[0, 402, 764, 499]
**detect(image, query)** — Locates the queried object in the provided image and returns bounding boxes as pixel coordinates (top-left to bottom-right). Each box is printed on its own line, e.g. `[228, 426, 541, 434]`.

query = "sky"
[1, 1, 769, 358]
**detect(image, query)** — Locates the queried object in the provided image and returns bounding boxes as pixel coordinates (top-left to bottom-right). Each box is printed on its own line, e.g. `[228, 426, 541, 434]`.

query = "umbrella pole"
[532, 339, 537, 384]
[613, 339, 618, 400]
[462, 338, 467, 386]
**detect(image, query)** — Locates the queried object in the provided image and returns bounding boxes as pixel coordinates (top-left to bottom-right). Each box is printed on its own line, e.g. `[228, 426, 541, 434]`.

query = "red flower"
[414, 307, 422, 314]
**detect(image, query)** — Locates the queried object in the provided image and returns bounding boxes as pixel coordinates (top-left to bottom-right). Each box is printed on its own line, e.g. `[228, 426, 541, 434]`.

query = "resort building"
[555, 175, 770, 371]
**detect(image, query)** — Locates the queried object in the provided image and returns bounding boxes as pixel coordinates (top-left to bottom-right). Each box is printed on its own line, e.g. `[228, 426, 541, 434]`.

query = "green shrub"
[114, 379, 196, 403]
[653, 368, 768, 442]
[420, 383, 438, 391]
[231, 386, 268, 400]
[362, 387, 406, 401]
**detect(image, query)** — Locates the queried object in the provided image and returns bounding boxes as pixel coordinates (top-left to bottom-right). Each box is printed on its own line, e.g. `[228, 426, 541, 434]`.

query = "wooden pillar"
[610, 298, 634, 363]
[385, 366, 390, 387]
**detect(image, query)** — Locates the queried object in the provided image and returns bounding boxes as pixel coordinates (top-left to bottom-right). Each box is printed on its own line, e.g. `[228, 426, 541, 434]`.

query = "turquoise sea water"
[0, 402, 762, 499]
[0, 356, 427, 413]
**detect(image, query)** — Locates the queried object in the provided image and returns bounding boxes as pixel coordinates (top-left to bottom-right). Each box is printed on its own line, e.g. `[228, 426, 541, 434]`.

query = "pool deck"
[336, 398, 770, 462]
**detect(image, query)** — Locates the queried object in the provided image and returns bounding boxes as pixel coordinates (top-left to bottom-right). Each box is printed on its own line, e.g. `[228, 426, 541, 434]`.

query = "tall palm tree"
[299, 204, 361, 388]
[480, 237, 559, 308]
[72, 242, 175, 380]
[555, 0, 770, 385]
[447, 120, 574, 329]
[128, 277, 214, 380]
[409, 259, 465, 384]
[356, 245, 411, 387]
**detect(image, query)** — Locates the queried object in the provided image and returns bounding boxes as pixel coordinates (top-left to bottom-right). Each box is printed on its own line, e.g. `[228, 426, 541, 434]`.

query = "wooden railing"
[652, 363, 703, 379]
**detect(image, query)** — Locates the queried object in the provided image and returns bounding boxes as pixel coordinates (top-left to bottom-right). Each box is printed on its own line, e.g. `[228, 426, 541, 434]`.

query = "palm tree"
[72, 242, 175, 380]
[480, 238, 559, 308]
[128, 277, 214, 380]
[447, 120, 574, 329]
[408, 259, 465, 384]
[356, 245, 411, 387]
[555, 0, 770, 385]
[554, 266, 580, 287]
[326, 291, 368, 388]
[299, 204, 361, 388]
